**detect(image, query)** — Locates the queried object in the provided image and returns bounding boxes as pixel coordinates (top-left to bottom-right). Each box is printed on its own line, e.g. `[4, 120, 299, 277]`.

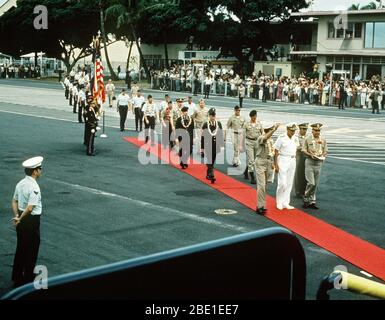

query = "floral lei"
[207, 120, 218, 136]
[182, 116, 192, 129]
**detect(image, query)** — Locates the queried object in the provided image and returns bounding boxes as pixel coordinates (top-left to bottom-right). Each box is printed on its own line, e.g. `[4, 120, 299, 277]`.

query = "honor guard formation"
[63, 72, 330, 213]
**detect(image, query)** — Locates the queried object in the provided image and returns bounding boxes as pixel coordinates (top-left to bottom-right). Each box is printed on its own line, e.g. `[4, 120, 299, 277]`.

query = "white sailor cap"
[286, 122, 298, 131]
[262, 122, 275, 130]
[22, 156, 44, 169]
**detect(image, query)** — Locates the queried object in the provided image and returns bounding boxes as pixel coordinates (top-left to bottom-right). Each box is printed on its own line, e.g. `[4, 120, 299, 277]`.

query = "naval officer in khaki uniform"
[192, 99, 208, 154]
[294, 123, 309, 198]
[302, 123, 328, 209]
[226, 105, 245, 167]
[255, 122, 280, 215]
[242, 110, 263, 184]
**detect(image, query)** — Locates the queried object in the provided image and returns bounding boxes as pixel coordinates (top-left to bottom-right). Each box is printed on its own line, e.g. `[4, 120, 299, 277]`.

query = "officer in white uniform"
[72, 83, 79, 114]
[274, 123, 299, 210]
[11, 156, 43, 287]
[132, 90, 146, 132]
[142, 95, 159, 145]
[117, 89, 130, 132]
[64, 76, 70, 100]
[78, 85, 87, 123]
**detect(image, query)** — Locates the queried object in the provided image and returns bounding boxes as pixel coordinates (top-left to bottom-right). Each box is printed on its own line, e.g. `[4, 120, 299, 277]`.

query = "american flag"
[93, 49, 106, 105]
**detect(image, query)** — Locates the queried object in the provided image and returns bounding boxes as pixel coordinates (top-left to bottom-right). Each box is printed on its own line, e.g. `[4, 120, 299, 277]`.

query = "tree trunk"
[61, 56, 83, 74]
[129, 23, 151, 82]
[63, 60, 71, 74]
[164, 42, 169, 69]
[100, 8, 118, 80]
[126, 41, 133, 71]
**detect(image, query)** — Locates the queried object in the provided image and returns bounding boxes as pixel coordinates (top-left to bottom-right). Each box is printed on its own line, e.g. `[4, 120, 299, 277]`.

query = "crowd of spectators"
[0, 64, 42, 79]
[150, 63, 385, 111]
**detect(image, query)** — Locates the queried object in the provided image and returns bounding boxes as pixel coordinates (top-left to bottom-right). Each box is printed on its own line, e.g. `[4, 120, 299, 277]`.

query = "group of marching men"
[116, 90, 224, 181]
[61, 75, 329, 213]
[115, 89, 328, 213]
[62, 72, 101, 156]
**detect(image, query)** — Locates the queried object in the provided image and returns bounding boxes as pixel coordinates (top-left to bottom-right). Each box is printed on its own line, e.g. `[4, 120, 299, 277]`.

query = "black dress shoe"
[256, 208, 266, 216]
[309, 203, 319, 210]
[303, 202, 309, 209]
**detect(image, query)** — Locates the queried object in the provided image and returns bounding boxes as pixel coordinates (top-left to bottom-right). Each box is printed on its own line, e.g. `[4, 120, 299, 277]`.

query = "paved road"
[0, 79, 384, 300]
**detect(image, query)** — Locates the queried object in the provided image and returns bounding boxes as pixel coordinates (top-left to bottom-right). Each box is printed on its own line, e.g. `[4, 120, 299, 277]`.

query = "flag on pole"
[93, 37, 106, 105]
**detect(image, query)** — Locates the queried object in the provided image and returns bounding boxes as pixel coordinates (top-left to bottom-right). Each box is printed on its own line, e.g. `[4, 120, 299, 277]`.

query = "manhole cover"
[215, 209, 237, 215]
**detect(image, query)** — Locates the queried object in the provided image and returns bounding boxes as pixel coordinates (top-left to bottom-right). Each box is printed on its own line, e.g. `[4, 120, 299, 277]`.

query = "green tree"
[348, 3, 361, 10]
[105, 0, 152, 80]
[349, 1, 382, 10]
[361, 2, 378, 9]
[138, 0, 210, 69]
[100, 0, 118, 80]
[0, 0, 101, 72]
[203, 0, 309, 75]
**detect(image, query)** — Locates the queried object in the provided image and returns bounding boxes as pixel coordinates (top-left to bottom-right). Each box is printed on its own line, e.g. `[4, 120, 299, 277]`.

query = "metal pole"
[329, 70, 333, 107]
[100, 110, 108, 138]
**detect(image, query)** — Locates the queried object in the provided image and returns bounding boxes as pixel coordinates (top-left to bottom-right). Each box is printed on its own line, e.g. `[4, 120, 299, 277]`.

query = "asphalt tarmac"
[0, 79, 384, 300]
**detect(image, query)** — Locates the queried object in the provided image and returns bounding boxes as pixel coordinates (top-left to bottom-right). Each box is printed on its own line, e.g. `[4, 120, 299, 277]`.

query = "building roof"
[0, 0, 16, 16]
[292, 9, 385, 17]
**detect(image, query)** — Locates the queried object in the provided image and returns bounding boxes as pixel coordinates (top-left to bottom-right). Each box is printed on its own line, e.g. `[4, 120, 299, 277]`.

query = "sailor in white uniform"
[274, 123, 299, 210]
[11, 156, 44, 287]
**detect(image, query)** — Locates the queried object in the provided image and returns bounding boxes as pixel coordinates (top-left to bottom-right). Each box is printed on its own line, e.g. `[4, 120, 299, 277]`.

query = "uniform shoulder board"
[34, 191, 39, 195]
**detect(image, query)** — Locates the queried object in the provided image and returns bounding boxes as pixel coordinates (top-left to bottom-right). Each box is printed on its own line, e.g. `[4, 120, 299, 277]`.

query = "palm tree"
[361, 2, 378, 9]
[105, 0, 151, 81]
[100, 0, 118, 80]
[348, 3, 360, 10]
[348, 1, 383, 10]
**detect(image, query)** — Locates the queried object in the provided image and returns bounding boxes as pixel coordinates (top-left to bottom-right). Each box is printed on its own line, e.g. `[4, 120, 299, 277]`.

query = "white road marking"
[0, 109, 123, 130]
[46, 178, 252, 233]
[328, 156, 385, 166]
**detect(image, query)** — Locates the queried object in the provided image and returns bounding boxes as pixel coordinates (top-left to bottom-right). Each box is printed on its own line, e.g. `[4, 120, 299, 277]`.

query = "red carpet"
[125, 137, 385, 282]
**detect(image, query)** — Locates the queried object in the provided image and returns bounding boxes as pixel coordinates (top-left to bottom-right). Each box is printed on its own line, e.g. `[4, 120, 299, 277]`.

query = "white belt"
[280, 154, 296, 159]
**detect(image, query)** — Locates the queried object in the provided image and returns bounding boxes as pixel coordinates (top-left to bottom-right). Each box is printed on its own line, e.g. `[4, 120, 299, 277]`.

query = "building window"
[345, 23, 354, 39]
[328, 23, 335, 38]
[373, 22, 385, 48]
[365, 22, 385, 48]
[336, 27, 344, 38]
[329, 21, 363, 39]
[354, 23, 362, 38]
[365, 23, 374, 47]
[352, 65, 360, 77]
[343, 64, 351, 72]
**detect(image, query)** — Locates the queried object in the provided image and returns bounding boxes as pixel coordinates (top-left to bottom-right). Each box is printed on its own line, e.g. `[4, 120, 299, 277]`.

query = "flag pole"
[100, 111, 107, 138]
[96, 30, 107, 139]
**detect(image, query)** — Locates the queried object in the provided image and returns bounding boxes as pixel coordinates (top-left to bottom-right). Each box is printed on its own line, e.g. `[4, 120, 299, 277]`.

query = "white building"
[0, 0, 15, 16]
[291, 9, 385, 80]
